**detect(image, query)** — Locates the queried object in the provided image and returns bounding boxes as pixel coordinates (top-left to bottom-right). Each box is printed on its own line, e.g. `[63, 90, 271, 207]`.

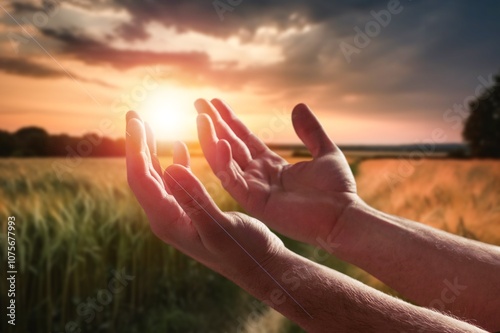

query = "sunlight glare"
[140, 86, 195, 141]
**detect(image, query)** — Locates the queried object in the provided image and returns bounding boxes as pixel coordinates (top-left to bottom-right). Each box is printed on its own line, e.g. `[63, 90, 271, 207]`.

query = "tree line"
[0, 71, 498, 158]
[0, 127, 125, 157]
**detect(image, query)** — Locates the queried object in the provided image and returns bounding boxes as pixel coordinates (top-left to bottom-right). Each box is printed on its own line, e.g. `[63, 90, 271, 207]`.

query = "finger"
[127, 118, 196, 246]
[216, 139, 233, 175]
[126, 111, 144, 156]
[173, 141, 190, 168]
[197, 113, 219, 171]
[197, 117, 250, 200]
[126, 110, 141, 122]
[211, 98, 269, 158]
[144, 121, 165, 185]
[291, 103, 336, 158]
[195, 98, 252, 167]
[164, 164, 231, 242]
[126, 119, 167, 209]
[216, 140, 249, 202]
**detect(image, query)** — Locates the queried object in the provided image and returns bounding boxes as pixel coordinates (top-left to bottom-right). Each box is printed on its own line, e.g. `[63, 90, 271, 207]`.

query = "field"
[356, 158, 500, 245]
[0, 156, 499, 332]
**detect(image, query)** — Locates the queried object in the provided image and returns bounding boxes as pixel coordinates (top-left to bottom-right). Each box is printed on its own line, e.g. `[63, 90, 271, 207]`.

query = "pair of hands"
[126, 99, 358, 280]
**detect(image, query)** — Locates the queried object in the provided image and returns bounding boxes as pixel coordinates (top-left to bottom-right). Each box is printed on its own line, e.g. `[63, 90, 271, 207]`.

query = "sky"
[0, 0, 499, 144]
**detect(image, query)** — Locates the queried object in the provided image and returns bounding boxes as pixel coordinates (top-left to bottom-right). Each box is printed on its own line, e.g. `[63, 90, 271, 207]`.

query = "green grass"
[0, 158, 256, 332]
[1, 157, 335, 333]
[3, 157, 491, 332]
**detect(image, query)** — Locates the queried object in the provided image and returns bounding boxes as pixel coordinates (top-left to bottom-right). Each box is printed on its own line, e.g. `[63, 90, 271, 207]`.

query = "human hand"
[125, 112, 284, 281]
[195, 99, 359, 246]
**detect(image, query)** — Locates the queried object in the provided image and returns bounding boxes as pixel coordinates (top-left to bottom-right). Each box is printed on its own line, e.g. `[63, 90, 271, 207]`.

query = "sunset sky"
[0, 0, 499, 144]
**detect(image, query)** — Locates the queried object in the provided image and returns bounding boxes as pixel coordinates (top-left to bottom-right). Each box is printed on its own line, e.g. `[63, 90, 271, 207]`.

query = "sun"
[139, 86, 196, 142]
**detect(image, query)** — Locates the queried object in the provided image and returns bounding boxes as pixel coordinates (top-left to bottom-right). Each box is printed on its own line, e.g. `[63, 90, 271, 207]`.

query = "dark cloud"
[40, 28, 210, 71]
[3, 0, 500, 122]
[14, 1, 500, 92]
[50, 0, 391, 42]
[0, 55, 62, 77]
[11, 1, 42, 13]
[115, 20, 150, 42]
[10, 0, 59, 17]
[0, 56, 115, 87]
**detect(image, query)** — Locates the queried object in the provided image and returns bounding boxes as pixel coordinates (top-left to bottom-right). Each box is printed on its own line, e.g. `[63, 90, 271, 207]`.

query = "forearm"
[330, 198, 500, 332]
[226, 247, 486, 332]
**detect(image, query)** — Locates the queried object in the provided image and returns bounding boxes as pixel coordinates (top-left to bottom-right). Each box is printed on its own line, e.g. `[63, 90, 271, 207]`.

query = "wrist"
[219, 225, 289, 282]
[317, 194, 371, 256]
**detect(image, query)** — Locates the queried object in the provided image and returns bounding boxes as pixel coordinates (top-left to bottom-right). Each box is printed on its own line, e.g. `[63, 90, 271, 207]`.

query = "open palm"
[126, 112, 284, 280]
[195, 99, 358, 246]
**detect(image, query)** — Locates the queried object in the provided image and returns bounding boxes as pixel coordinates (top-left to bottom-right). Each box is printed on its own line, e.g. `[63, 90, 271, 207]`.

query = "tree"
[0, 130, 15, 156]
[47, 134, 72, 156]
[463, 73, 500, 158]
[14, 127, 49, 156]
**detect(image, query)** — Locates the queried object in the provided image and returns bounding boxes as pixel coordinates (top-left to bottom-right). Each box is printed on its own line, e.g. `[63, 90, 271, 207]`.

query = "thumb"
[163, 165, 229, 239]
[292, 103, 336, 158]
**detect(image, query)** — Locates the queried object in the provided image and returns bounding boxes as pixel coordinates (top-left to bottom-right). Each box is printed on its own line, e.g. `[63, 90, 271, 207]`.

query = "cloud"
[0, 56, 115, 87]
[39, 28, 210, 71]
[10, 1, 43, 13]
[0, 55, 61, 77]
[3, 0, 500, 122]
[21, 0, 387, 44]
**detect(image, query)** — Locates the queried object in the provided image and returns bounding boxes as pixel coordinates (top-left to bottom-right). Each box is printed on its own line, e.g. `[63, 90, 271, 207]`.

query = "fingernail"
[126, 110, 141, 122]
[195, 98, 210, 112]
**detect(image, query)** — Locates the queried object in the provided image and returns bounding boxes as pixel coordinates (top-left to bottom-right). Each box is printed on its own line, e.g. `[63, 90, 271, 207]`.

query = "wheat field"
[0, 158, 251, 333]
[356, 158, 500, 245]
[0, 156, 498, 333]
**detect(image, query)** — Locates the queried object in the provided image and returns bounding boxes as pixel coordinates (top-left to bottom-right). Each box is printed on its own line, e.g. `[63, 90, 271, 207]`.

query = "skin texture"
[126, 109, 492, 332]
[125, 112, 284, 283]
[194, 99, 357, 245]
[194, 99, 500, 332]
